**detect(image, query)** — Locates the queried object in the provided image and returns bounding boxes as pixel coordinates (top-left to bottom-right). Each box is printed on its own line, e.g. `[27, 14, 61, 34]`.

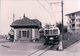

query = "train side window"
[45, 30, 49, 35]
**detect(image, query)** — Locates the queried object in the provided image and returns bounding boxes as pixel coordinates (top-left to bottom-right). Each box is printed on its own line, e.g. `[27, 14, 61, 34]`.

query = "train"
[44, 26, 60, 45]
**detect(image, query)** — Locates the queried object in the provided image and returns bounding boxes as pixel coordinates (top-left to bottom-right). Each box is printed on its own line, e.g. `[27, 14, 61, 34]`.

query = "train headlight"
[46, 37, 48, 38]
[56, 36, 57, 38]
[50, 37, 54, 40]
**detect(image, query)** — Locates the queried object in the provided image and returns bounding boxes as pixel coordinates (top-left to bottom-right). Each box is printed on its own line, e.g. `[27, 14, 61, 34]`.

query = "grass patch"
[63, 32, 80, 49]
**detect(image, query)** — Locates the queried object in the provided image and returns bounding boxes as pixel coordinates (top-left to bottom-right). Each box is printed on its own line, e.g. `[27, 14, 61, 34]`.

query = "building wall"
[35, 29, 39, 39]
[32, 28, 39, 40]
[14, 28, 31, 41]
[67, 12, 80, 33]
[14, 28, 39, 41]
[75, 12, 80, 29]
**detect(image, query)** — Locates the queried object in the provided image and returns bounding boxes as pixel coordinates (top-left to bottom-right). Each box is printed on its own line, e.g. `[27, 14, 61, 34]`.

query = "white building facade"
[66, 11, 80, 33]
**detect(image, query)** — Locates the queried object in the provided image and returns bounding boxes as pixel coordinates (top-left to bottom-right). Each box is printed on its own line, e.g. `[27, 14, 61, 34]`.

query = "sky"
[0, 0, 80, 35]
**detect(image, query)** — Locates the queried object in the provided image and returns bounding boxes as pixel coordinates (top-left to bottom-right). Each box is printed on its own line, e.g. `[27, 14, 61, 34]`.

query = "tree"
[44, 23, 52, 29]
[56, 22, 67, 33]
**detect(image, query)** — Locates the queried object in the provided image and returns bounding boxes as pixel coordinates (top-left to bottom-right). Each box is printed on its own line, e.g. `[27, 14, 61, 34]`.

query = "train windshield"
[44, 29, 58, 35]
[45, 30, 49, 35]
[53, 29, 58, 35]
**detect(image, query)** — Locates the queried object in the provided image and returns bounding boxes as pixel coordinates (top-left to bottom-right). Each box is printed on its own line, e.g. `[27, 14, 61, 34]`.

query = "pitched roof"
[11, 15, 42, 28]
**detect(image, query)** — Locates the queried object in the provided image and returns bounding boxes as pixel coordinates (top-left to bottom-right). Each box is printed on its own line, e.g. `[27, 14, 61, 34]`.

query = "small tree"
[56, 22, 67, 33]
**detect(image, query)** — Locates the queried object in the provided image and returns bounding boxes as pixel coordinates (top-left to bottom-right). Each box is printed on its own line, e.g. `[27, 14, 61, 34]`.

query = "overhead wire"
[45, 0, 55, 24]
[45, 0, 62, 25]
[35, 0, 50, 14]
[35, 0, 61, 24]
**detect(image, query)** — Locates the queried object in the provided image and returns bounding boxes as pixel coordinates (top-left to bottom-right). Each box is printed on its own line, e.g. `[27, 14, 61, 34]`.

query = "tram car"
[44, 26, 60, 45]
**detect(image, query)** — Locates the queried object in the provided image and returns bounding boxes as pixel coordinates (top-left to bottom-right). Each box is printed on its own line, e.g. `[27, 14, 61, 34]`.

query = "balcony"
[69, 15, 75, 19]
[70, 27, 75, 30]
[71, 21, 75, 24]
[69, 20, 75, 24]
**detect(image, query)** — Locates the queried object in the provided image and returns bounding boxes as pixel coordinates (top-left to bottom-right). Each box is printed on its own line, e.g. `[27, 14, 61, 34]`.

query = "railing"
[71, 27, 75, 30]
[69, 16, 75, 19]
[69, 20, 75, 24]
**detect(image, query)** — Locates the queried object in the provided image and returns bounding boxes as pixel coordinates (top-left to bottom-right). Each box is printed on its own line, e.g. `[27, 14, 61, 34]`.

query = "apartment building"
[66, 11, 80, 32]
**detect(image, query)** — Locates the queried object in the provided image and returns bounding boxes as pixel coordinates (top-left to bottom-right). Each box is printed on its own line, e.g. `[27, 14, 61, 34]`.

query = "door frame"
[19, 29, 30, 38]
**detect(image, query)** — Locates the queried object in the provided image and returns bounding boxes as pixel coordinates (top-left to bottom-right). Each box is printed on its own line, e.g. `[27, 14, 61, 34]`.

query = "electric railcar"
[44, 26, 60, 45]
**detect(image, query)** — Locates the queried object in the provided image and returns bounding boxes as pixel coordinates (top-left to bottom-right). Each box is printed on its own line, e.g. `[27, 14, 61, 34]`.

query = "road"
[0, 41, 46, 56]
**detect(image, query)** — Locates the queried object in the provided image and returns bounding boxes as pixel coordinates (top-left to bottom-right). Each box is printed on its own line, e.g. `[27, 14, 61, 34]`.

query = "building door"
[22, 31, 27, 37]
[21, 30, 29, 40]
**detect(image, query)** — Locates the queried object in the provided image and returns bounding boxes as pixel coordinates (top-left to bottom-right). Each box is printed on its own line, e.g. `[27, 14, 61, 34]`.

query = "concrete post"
[14, 29, 17, 42]
[58, 34, 63, 51]
[32, 29, 35, 42]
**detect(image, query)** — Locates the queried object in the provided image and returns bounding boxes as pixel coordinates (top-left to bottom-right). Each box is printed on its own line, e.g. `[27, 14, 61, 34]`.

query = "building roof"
[66, 11, 80, 16]
[11, 15, 42, 28]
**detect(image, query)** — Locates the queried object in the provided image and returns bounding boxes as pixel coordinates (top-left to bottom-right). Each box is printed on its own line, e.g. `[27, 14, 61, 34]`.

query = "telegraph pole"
[45, 0, 64, 50]
[58, 0, 64, 50]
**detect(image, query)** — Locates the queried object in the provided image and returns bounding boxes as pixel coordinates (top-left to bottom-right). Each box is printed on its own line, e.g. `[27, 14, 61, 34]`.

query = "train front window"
[45, 30, 49, 35]
[50, 30, 53, 35]
[53, 29, 58, 35]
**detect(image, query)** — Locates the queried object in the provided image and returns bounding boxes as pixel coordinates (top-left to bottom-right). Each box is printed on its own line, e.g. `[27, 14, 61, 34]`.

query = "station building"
[10, 15, 42, 42]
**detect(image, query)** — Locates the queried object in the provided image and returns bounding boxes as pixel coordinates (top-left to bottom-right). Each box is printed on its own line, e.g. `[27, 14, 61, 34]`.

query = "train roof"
[44, 26, 59, 30]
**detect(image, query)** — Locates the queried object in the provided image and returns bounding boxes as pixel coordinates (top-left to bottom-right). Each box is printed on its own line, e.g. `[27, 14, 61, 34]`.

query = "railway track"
[28, 45, 53, 56]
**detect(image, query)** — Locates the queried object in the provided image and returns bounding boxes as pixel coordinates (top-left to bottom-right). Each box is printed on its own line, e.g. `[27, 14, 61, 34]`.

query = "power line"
[45, 0, 61, 4]
[36, 0, 50, 14]
[44, 0, 49, 4]
[44, 0, 53, 20]
[45, 0, 61, 12]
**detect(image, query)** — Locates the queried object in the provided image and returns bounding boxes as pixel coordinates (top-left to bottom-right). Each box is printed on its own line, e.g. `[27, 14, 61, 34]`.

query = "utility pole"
[58, 0, 64, 50]
[45, 0, 64, 50]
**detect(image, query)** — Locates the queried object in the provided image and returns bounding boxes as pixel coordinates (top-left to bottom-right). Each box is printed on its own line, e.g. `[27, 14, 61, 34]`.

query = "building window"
[22, 31, 26, 37]
[76, 19, 80, 22]
[72, 13, 75, 17]
[76, 24, 80, 27]
[72, 19, 75, 22]
[76, 12, 80, 17]
[69, 13, 75, 19]
[76, 19, 78, 22]
[79, 19, 80, 21]
[72, 24, 75, 27]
